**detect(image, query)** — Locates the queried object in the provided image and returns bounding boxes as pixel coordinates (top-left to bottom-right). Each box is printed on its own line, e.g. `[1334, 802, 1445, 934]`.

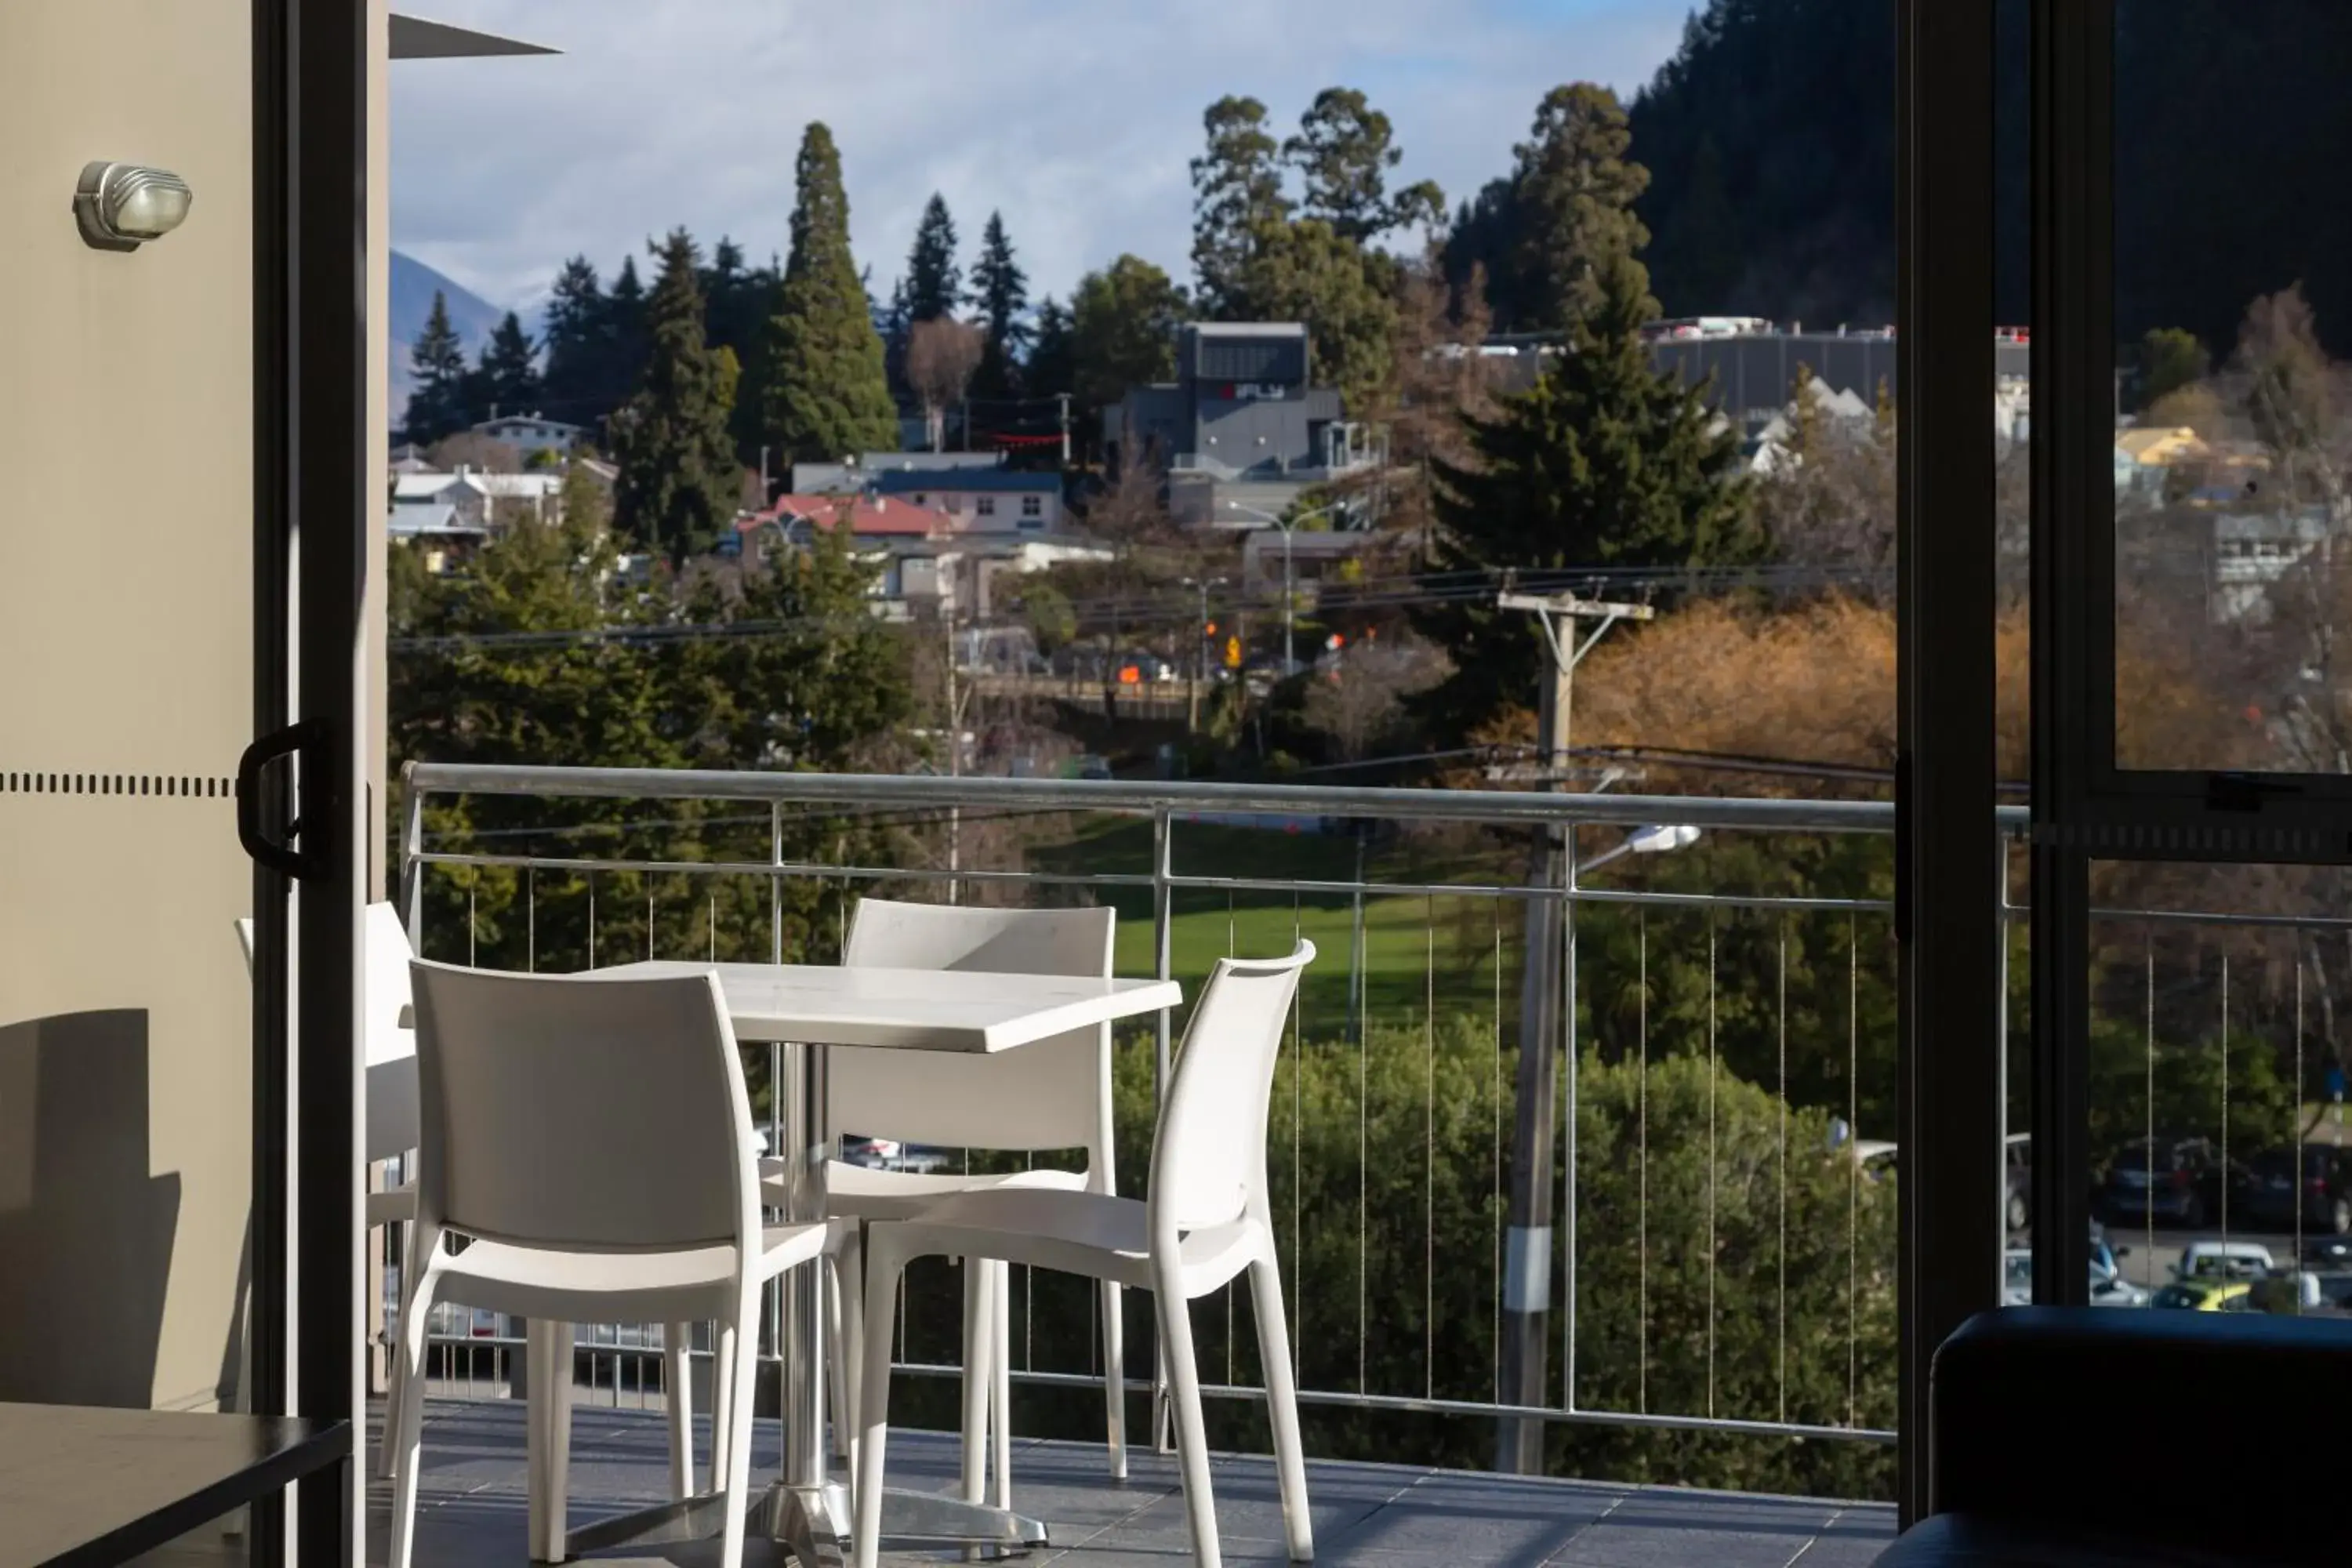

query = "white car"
[2174, 1240, 2274, 1282]
[839, 1136, 953, 1174]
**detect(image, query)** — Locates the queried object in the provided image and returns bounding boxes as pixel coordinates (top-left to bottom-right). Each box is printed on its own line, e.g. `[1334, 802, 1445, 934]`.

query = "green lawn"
[1029, 818, 1524, 1032]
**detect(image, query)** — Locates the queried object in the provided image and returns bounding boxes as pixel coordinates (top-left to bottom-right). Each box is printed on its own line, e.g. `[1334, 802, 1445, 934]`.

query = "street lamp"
[1574, 822, 1702, 877]
[1180, 575, 1229, 734]
[1218, 500, 1344, 674]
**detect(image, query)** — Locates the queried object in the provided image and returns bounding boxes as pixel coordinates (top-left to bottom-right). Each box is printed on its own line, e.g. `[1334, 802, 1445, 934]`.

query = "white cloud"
[391, 0, 1686, 311]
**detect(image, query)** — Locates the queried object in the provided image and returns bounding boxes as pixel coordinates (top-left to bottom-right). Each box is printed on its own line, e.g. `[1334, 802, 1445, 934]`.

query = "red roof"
[746, 493, 945, 538]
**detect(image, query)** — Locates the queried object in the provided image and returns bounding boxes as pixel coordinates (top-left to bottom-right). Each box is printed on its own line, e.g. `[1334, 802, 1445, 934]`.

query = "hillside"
[1628, 0, 2352, 356]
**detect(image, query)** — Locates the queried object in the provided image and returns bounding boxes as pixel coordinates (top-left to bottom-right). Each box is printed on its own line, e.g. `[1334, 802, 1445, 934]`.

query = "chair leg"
[387, 1239, 442, 1568]
[1101, 1279, 1127, 1481]
[854, 1247, 909, 1568]
[223, 1276, 252, 1538]
[991, 1261, 1013, 1512]
[378, 1218, 416, 1481]
[1249, 1256, 1314, 1561]
[959, 1262, 990, 1505]
[832, 1232, 866, 1493]
[720, 1287, 761, 1568]
[1155, 1269, 1222, 1568]
[711, 1320, 737, 1497]
[825, 1249, 853, 1466]
[664, 1322, 695, 1501]
[530, 1321, 575, 1563]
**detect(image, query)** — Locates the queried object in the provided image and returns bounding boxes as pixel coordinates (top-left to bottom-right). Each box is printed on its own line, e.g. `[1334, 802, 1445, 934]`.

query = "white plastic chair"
[753, 898, 1124, 1512]
[389, 960, 854, 1568]
[852, 942, 1316, 1568]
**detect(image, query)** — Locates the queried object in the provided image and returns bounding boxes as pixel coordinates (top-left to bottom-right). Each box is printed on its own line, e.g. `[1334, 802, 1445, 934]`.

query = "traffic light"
[1224, 636, 1243, 669]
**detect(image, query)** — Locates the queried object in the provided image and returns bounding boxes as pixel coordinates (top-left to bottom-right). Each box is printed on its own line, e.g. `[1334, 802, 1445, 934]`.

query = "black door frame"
[249, 2, 367, 1563]
[1893, 0, 2002, 1527]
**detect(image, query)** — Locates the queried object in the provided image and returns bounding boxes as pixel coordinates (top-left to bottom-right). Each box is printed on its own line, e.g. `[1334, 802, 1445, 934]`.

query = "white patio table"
[538, 959, 1182, 1567]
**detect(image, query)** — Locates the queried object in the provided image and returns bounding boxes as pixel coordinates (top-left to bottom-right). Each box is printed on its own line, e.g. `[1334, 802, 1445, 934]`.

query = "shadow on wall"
[0, 1009, 180, 1406]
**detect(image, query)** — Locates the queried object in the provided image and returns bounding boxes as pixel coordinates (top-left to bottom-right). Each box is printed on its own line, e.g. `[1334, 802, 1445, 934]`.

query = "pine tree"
[538, 256, 607, 431]
[476, 310, 540, 419]
[967, 210, 1030, 402]
[602, 255, 651, 412]
[1506, 84, 1656, 331]
[1408, 256, 1759, 743]
[608, 230, 743, 563]
[1024, 296, 1076, 402]
[404, 290, 470, 441]
[1190, 96, 1291, 316]
[702, 235, 783, 466]
[902, 194, 961, 323]
[761, 122, 900, 465]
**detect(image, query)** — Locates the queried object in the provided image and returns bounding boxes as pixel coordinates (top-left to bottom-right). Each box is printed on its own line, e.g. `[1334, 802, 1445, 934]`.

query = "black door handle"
[236, 718, 327, 880]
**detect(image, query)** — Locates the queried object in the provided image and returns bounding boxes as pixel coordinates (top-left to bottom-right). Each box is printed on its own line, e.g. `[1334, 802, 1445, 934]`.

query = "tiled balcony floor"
[140, 1399, 1896, 1567]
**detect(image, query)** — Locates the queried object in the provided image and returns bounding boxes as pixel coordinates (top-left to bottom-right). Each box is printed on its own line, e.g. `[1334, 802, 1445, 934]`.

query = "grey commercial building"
[1482, 332, 2033, 423]
[1102, 322, 1384, 526]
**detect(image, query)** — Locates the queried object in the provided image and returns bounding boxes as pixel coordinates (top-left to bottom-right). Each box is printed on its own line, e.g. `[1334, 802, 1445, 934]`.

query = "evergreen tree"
[1408, 256, 1758, 744]
[762, 122, 900, 465]
[702, 235, 783, 467]
[538, 256, 607, 430]
[608, 230, 743, 563]
[404, 290, 471, 441]
[1283, 87, 1444, 244]
[1068, 256, 1189, 418]
[902, 194, 961, 323]
[1190, 96, 1291, 316]
[1507, 84, 1655, 331]
[475, 310, 540, 419]
[967, 210, 1030, 402]
[601, 255, 651, 412]
[1024, 296, 1076, 402]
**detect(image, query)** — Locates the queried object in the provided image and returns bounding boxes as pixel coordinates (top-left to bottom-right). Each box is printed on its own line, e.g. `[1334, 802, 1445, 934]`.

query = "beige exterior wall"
[0, 2, 258, 1412]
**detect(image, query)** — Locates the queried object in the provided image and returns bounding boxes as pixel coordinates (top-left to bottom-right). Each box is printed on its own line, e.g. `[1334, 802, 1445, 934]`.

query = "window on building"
[1022, 495, 1043, 518]
[978, 497, 996, 517]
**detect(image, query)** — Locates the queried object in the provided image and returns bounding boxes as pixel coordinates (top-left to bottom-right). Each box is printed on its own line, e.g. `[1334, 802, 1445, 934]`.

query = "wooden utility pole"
[1494, 588, 1653, 1475]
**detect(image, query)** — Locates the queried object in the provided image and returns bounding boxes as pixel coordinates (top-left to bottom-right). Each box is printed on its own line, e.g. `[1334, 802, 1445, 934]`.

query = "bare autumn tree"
[1752, 365, 1898, 588]
[1299, 630, 1448, 761]
[905, 315, 985, 452]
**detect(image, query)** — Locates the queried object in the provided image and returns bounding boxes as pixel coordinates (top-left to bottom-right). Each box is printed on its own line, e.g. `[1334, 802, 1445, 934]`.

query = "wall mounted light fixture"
[74, 162, 194, 252]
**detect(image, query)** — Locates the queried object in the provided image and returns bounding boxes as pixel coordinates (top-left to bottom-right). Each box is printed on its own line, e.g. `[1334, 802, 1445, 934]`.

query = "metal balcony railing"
[394, 763, 1928, 1468]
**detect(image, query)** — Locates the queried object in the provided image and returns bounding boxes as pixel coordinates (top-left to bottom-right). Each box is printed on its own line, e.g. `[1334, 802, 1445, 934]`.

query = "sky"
[390, 0, 1692, 315]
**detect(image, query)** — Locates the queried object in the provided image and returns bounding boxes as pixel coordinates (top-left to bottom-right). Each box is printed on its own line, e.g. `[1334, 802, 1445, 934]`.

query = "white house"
[391, 464, 564, 527]
[871, 469, 1065, 534]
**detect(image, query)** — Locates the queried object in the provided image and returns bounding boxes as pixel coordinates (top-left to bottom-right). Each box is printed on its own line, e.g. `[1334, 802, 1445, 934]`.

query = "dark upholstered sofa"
[1875, 1306, 2352, 1566]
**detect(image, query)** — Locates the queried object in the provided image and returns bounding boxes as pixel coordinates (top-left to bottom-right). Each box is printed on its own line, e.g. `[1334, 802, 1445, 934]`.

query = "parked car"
[2100, 1134, 2231, 1228]
[2174, 1240, 2274, 1281]
[2002, 1249, 2147, 1308]
[2150, 1279, 2255, 1312]
[839, 1136, 953, 1174]
[2234, 1143, 2352, 1236]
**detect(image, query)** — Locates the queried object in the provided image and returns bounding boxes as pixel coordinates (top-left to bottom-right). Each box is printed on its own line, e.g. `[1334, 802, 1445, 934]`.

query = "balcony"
[354, 1396, 1896, 1567]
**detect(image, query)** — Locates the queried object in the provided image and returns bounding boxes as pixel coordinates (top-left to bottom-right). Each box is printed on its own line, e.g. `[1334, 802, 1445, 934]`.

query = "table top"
[0, 1403, 347, 1568]
[596, 960, 1183, 1053]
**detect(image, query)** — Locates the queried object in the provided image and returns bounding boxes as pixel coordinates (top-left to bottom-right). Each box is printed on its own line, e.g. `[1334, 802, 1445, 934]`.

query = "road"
[2016, 1221, 2350, 1291]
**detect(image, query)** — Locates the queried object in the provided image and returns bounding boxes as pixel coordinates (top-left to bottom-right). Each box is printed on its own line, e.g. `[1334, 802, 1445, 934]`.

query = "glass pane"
[2113, 1, 2352, 771]
[2087, 859, 2352, 1309]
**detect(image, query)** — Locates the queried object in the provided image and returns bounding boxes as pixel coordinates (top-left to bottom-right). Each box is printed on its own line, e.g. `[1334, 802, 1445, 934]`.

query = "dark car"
[2100, 1135, 2231, 1229]
[2235, 1145, 2352, 1236]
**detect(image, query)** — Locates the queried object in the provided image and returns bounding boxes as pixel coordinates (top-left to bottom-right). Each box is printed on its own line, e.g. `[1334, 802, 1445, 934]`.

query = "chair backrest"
[1148, 941, 1314, 1234]
[362, 903, 420, 1164]
[830, 899, 1116, 1158]
[407, 960, 757, 1251]
[236, 905, 419, 1165]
